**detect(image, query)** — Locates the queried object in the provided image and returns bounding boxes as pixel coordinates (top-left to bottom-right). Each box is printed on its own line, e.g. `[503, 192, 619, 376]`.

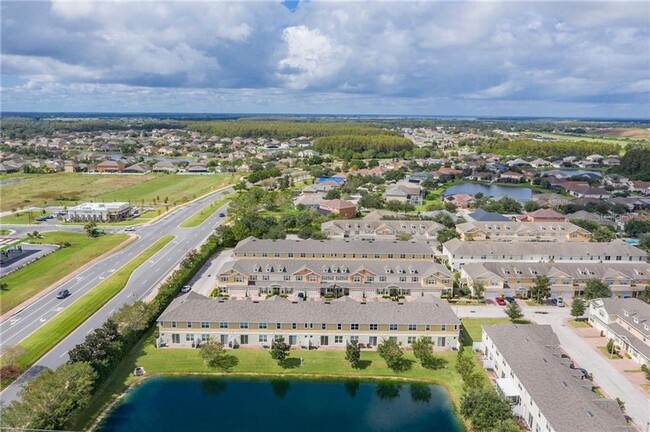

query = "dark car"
[56, 289, 70, 299]
[572, 367, 589, 379]
[505, 296, 515, 304]
[218, 213, 226, 217]
[495, 297, 506, 306]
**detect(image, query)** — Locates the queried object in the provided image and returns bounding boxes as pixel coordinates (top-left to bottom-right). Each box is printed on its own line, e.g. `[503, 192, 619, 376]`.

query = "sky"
[1, 1, 649, 118]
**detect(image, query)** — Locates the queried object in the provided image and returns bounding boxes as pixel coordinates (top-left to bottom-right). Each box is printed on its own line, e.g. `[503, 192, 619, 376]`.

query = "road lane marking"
[59, 350, 68, 358]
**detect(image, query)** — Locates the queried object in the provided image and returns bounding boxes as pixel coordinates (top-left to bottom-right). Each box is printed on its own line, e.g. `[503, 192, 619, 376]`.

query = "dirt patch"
[589, 128, 650, 140]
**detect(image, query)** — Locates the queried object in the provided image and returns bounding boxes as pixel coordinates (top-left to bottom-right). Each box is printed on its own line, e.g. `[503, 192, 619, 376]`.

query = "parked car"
[181, 285, 191, 293]
[495, 297, 506, 306]
[571, 367, 588, 379]
[557, 298, 565, 307]
[505, 296, 515, 304]
[551, 298, 558, 305]
[56, 289, 70, 299]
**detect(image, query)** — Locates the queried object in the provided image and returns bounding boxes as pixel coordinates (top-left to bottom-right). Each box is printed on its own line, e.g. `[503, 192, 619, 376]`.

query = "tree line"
[313, 135, 415, 159]
[478, 138, 620, 158]
[615, 146, 650, 181]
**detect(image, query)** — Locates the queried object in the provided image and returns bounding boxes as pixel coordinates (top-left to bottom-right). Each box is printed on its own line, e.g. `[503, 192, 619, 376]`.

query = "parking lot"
[0, 244, 60, 276]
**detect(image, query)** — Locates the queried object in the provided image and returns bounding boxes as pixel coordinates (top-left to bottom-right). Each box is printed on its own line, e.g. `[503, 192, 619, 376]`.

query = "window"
[407, 336, 417, 343]
[334, 336, 343, 344]
[441, 325, 446, 331]
[186, 334, 195, 342]
[295, 276, 303, 281]
[389, 324, 398, 331]
[276, 323, 282, 329]
[259, 335, 268, 343]
[240, 335, 249, 345]
[172, 334, 180, 343]
[337, 323, 342, 330]
[292, 323, 297, 330]
[379, 276, 386, 282]
[240, 322, 249, 329]
[351, 324, 359, 330]
[186, 322, 192, 328]
[321, 323, 327, 330]
[235, 277, 243, 283]
[171, 321, 177, 328]
[408, 324, 417, 331]
[412, 277, 419, 282]
[350, 335, 359, 342]
[369, 324, 378, 331]
[425, 324, 431, 331]
[399, 276, 406, 282]
[201, 322, 209, 329]
[353, 276, 361, 282]
[284, 275, 291, 281]
[219, 322, 228, 329]
[259, 322, 268, 329]
[201, 334, 210, 342]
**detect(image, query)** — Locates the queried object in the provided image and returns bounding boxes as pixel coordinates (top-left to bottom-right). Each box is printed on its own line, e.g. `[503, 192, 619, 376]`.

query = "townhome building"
[480, 324, 632, 432]
[321, 220, 443, 241]
[215, 237, 452, 299]
[588, 298, 650, 366]
[454, 221, 592, 242]
[157, 292, 460, 350]
[460, 262, 650, 299]
[442, 238, 647, 270]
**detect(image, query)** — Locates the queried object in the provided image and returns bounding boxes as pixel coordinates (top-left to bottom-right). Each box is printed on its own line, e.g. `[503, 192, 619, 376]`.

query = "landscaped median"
[0, 232, 132, 314]
[179, 196, 231, 228]
[9, 235, 174, 371]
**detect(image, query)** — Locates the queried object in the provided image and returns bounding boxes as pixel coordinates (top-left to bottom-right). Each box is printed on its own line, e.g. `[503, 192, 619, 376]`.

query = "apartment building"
[217, 237, 451, 299]
[442, 238, 647, 270]
[321, 220, 443, 241]
[460, 262, 650, 299]
[157, 292, 461, 350]
[589, 298, 650, 366]
[480, 324, 632, 432]
[455, 221, 592, 242]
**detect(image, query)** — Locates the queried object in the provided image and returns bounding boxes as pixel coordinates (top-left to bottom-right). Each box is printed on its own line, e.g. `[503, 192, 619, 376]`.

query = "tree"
[504, 302, 524, 321]
[0, 282, 8, 291]
[584, 279, 612, 300]
[571, 298, 586, 317]
[378, 338, 408, 372]
[270, 336, 290, 366]
[437, 227, 460, 244]
[110, 301, 152, 335]
[83, 221, 98, 237]
[638, 283, 650, 304]
[456, 346, 476, 377]
[460, 387, 515, 431]
[1, 346, 26, 367]
[412, 337, 446, 369]
[530, 275, 551, 303]
[67, 320, 122, 379]
[592, 226, 615, 242]
[200, 339, 238, 372]
[0, 362, 97, 430]
[472, 280, 485, 299]
[345, 341, 361, 368]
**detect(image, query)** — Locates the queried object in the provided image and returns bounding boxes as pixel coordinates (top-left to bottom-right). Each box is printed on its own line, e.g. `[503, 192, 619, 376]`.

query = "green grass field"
[8, 235, 174, 372]
[0, 232, 131, 314]
[521, 131, 634, 147]
[179, 196, 231, 228]
[460, 318, 510, 347]
[0, 211, 52, 225]
[0, 173, 238, 212]
[72, 332, 469, 430]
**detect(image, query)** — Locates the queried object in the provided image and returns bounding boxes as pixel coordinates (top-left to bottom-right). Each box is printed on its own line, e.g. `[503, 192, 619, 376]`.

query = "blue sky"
[1, 1, 649, 117]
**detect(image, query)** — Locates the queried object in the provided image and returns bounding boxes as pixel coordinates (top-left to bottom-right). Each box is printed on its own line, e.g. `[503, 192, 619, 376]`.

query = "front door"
[368, 336, 378, 347]
[320, 336, 329, 346]
[289, 335, 298, 346]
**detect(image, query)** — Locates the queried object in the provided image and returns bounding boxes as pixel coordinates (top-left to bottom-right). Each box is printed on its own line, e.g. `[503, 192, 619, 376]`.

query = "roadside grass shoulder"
[179, 197, 231, 228]
[0, 232, 131, 314]
[6, 235, 174, 373]
[72, 332, 467, 431]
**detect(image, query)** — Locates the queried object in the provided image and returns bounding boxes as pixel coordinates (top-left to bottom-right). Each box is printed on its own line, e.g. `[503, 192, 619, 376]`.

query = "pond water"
[444, 182, 533, 201]
[99, 377, 463, 432]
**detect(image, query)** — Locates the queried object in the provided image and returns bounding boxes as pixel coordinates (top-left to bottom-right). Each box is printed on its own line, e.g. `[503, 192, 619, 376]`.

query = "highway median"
[179, 196, 231, 228]
[2, 235, 175, 382]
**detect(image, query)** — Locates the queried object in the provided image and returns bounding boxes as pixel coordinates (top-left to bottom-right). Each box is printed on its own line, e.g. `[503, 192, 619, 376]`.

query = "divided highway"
[0, 188, 232, 404]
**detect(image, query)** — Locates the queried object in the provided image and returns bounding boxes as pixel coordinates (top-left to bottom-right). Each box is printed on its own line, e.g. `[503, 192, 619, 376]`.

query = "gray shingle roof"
[483, 324, 633, 432]
[595, 298, 650, 338]
[160, 294, 460, 325]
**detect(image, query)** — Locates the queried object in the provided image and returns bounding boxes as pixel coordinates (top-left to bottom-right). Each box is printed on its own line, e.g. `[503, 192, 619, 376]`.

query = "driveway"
[190, 249, 234, 296]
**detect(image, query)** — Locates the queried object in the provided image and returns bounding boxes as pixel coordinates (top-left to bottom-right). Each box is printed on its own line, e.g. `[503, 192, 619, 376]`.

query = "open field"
[9, 235, 174, 372]
[0, 232, 131, 314]
[521, 131, 636, 146]
[590, 127, 650, 140]
[72, 332, 470, 430]
[0, 210, 52, 225]
[0, 173, 237, 212]
[179, 196, 231, 228]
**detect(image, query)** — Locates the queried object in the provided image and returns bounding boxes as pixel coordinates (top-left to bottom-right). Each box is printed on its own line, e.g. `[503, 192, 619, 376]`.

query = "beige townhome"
[217, 237, 451, 299]
[157, 293, 461, 350]
[320, 220, 443, 241]
[589, 298, 650, 366]
[455, 221, 592, 242]
[460, 262, 650, 299]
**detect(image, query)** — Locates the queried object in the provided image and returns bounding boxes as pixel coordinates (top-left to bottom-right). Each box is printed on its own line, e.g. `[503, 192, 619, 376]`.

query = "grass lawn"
[0, 173, 238, 212]
[0, 232, 131, 314]
[72, 332, 468, 430]
[567, 319, 591, 329]
[460, 317, 510, 347]
[520, 131, 634, 147]
[0, 210, 52, 225]
[179, 196, 231, 228]
[597, 346, 623, 359]
[8, 235, 174, 373]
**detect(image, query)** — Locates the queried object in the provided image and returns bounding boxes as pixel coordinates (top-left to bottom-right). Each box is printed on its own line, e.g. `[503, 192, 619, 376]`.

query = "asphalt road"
[0, 189, 231, 404]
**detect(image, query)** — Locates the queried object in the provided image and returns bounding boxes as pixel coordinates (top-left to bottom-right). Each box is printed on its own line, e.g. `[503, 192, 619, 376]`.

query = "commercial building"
[157, 292, 460, 350]
[454, 221, 592, 242]
[65, 202, 132, 222]
[588, 298, 650, 366]
[321, 220, 442, 241]
[216, 237, 451, 299]
[442, 238, 647, 270]
[460, 262, 650, 299]
[480, 324, 632, 432]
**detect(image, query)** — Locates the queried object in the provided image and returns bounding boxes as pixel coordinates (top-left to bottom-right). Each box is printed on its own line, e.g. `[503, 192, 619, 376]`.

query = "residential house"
[499, 171, 525, 183]
[444, 193, 476, 209]
[156, 293, 461, 350]
[96, 160, 125, 173]
[319, 199, 357, 218]
[152, 160, 178, 173]
[480, 324, 632, 432]
[515, 208, 567, 222]
[589, 298, 650, 366]
[466, 208, 511, 222]
[383, 181, 424, 205]
[123, 163, 148, 174]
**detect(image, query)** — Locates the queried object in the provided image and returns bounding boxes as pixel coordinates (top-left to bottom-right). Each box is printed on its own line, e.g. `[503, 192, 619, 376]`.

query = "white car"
[181, 285, 191, 293]
[557, 297, 565, 307]
[124, 227, 136, 232]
